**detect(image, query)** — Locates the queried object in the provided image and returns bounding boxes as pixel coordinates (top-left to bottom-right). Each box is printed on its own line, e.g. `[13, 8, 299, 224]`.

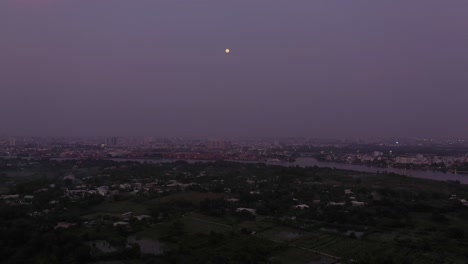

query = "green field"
[147, 192, 226, 205]
[134, 212, 232, 238]
[270, 248, 335, 264]
[258, 226, 309, 242]
[0, 185, 9, 194]
[89, 201, 149, 216]
[3, 170, 37, 181]
[85, 192, 226, 218]
[181, 216, 232, 234]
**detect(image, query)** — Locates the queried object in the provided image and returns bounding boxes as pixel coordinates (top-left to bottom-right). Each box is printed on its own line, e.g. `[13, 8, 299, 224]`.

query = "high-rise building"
[8, 137, 16, 146]
[207, 140, 232, 150]
[106, 137, 118, 146]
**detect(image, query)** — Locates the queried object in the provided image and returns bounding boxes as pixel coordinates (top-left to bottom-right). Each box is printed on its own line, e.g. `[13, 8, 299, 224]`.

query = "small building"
[459, 199, 468, 206]
[236, 208, 257, 215]
[329, 202, 346, 206]
[1, 194, 20, 200]
[351, 201, 365, 207]
[96, 186, 109, 196]
[121, 212, 133, 219]
[55, 222, 77, 229]
[135, 215, 151, 221]
[113, 221, 130, 227]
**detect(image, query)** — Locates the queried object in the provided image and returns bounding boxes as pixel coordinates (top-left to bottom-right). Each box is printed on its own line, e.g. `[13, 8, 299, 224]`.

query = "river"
[290, 157, 468, 184]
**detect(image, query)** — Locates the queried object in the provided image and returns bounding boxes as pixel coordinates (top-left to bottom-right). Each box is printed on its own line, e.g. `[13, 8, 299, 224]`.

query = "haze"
[1, 0, 467, 138]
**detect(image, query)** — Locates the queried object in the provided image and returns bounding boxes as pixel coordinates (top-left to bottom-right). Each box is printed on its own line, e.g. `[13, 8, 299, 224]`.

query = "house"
[121, 212, 133, 219]
[96, 186, 109, 196]
[55, 222, 77, 229]
[294, 204, 309, 209]
[351, 201, 365, 207]
[329, 202, 346, 206]
[459, 199, 468, 206]
[113, 221, 130, 227]
[226, 198, 240, 202]
[1, 194, 19, 200]
[119, 183, 131, 190]
[236, 208, 257, 215]
[63, 174, 75, 181]
[135, 215, 151, 221]
[23, 195, 34, 203]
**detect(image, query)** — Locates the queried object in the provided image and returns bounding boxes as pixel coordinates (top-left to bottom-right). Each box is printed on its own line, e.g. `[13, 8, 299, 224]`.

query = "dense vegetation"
[1, 158, 468, 263]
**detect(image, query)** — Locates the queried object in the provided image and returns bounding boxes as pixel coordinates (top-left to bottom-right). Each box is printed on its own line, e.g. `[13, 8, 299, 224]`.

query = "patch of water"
[87, 240, 117, 253]
[127, 235, 165, 255]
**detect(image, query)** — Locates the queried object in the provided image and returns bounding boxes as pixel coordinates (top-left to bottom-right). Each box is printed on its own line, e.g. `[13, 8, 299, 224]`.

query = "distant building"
[372, 151, 383, 157]
[396, 156, 422, 164]
[106, 137, 118, 146]
[8, 137, 16, 146]
[207, 140, 232, 150]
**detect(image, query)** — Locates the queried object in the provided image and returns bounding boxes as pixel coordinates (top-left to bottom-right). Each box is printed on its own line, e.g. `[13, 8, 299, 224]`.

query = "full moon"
[225, 48, 230, 54]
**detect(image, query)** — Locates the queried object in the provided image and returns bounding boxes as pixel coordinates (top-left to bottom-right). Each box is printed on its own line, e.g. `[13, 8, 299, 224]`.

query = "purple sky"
[1, 0, 468, 138]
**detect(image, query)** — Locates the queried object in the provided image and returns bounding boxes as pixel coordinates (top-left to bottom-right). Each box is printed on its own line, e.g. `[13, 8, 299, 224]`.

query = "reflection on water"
[87, 238, 165, 256]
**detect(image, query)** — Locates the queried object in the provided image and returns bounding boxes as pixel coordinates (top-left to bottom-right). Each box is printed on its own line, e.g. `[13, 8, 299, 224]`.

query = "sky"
[1, 0, 468, 138]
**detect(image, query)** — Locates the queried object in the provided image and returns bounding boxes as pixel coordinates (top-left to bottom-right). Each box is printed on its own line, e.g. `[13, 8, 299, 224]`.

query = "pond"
[127, 235, 165, 255]
[87, 240, 117, 253]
